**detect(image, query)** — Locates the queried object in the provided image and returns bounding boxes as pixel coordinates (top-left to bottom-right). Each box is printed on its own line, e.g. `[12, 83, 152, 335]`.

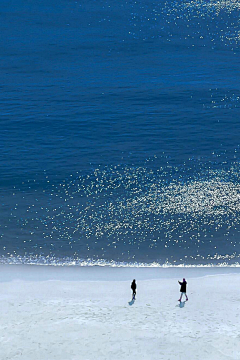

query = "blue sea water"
[1, 0, 240, 266]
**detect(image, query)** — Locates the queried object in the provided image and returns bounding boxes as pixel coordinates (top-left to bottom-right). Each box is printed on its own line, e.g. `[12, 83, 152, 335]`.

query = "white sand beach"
[1, 265, 240, 360]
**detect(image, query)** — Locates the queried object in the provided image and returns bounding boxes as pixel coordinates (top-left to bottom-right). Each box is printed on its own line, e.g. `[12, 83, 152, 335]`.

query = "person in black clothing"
[178, 278, 188, 302]
[131, 279, 137, 300]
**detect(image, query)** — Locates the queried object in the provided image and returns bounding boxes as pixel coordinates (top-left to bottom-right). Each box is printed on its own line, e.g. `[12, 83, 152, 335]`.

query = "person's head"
[133, 279, 136, 282]
[183, 278, 185, 282]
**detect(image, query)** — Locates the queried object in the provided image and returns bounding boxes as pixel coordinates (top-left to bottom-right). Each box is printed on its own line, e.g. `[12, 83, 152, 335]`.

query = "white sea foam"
[1, 254, 240, 267]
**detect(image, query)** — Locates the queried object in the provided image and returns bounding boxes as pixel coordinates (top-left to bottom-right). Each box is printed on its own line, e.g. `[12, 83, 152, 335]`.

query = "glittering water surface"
[1, 0, 240, 265]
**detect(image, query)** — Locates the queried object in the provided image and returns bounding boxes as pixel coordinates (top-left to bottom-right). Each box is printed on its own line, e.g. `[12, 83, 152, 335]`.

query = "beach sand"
[1, 265, 240, 360]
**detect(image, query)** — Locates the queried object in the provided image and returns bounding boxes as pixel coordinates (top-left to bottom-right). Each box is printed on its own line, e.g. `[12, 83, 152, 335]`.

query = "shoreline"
[1, 263, 240, 282]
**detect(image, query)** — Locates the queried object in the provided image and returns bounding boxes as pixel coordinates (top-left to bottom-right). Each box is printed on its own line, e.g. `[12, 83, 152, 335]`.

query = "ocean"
[1, 0, 240, 266]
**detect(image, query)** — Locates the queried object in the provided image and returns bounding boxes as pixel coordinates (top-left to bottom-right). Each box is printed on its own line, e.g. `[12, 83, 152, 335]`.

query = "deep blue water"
[1, 0, 240, 265]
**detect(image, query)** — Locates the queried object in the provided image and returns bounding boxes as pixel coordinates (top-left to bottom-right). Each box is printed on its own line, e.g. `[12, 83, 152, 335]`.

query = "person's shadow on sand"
[177, 301, 186, 308]
[128, 299, 135, 306]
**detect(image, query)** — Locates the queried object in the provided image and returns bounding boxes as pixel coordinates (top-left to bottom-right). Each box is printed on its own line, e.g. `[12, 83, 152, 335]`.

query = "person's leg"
[185, 293, 188, 301]
[178, 293, 183, 301]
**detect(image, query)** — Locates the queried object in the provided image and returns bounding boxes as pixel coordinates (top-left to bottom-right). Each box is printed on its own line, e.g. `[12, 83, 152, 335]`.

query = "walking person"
[131, 279, 137, 300]
[178, 278, 188, 302]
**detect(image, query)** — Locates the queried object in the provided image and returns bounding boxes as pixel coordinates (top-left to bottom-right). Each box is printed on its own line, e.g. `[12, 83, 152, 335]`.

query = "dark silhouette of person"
[131, 279, 137, 300]
[178, 278, 188, 302]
